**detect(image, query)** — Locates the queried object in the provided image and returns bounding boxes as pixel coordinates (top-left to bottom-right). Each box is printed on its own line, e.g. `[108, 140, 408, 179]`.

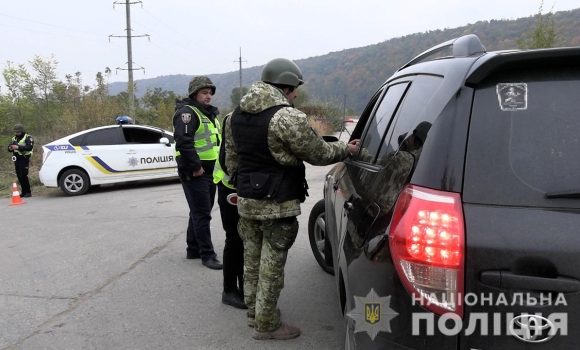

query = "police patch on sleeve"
[497, 83, 527, 111]
[181, 113, 192, 124]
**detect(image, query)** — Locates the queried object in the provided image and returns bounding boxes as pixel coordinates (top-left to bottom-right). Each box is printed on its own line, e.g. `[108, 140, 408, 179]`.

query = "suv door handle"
[480, 271, 580, 293]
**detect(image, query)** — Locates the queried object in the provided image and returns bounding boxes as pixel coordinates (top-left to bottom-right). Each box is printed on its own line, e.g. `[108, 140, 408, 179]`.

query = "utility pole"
[233, 47, 247, 105]
[110, 1, 149, 120]
[342, 94, 351, 136]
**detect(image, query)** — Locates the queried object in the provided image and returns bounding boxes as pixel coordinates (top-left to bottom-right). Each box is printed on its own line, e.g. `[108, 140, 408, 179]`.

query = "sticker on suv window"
[497, 83, 527, 111]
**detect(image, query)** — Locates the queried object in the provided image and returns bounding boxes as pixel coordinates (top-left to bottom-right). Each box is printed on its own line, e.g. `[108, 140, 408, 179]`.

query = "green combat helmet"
[12, 124, 25, 133]
[261, 58, 304, 87]
[188, 76, 216, 97]
[412, 121, 432, 145]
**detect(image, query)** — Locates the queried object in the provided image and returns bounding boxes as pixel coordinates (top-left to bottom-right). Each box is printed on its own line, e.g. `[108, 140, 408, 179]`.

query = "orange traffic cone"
[8, 180, 26, 206]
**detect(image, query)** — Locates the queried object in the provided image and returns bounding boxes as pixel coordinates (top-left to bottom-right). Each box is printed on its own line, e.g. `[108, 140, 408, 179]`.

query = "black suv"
[308, 34, 580, 349]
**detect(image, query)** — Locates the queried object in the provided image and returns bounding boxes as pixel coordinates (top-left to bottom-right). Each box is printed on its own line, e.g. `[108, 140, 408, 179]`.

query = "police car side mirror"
[159, 137, 171, 146]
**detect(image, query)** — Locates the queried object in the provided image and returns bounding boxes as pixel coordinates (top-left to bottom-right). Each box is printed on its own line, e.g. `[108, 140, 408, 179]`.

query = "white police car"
[39, 118, 177, 196]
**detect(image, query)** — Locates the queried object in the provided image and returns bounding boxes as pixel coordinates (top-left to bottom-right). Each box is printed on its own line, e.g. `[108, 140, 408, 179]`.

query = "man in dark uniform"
[213, 112, 246, 309]
[7, 124, 34, 197]
[173, 76, 223, 270]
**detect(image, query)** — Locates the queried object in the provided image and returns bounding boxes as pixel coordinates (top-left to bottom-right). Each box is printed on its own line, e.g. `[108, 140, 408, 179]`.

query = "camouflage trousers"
[237, 216, 299, 332]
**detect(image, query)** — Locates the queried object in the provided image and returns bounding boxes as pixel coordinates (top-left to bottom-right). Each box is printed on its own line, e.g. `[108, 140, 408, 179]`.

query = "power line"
[83, 0, 117, 9]
[0, 13, 104, 36]
[0, 23, 112, 43]
[140, 8, 181, 36]
[112, 4, 212, 72]
[134, 8, 202, 51]
[147, 41, 193, 66]
[110, 1, 149, 119]
[1, 5, 207, 81]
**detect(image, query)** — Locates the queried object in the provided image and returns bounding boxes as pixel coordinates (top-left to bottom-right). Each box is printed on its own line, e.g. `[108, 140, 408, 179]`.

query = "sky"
[1, 0, 579, 90]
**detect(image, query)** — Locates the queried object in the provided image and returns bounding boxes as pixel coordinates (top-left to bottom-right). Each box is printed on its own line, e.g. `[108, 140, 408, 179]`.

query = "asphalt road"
[0, 126, 356, 350]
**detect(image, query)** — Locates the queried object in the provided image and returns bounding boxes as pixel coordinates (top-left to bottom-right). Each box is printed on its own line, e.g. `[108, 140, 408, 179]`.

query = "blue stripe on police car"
[46, 144, 74, 151]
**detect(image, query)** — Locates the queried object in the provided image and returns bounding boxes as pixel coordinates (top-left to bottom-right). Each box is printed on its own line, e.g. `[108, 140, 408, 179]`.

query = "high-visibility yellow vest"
[175, 106, 221, 160]
[213, 158, 235, 189]
[11, 134, 33, 156]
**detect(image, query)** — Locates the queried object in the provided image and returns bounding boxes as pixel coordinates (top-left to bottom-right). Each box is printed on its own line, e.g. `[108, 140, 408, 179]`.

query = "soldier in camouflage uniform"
[224, 58, 360, 340]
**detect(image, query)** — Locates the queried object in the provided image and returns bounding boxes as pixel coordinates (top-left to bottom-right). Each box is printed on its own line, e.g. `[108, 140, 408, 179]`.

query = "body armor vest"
[231, 105, 308, 203]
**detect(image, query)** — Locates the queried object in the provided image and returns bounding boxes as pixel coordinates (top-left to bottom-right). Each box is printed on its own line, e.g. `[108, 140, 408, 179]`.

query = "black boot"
[222, 290, 247, 309]
[202, 257, 223, 270]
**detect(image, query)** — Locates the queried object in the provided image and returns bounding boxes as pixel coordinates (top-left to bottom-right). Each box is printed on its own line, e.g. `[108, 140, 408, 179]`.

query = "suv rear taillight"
[389, 185, 464, 317]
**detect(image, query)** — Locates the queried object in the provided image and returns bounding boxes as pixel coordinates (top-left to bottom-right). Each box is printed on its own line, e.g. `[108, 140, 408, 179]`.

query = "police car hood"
[240, 81, 292, 114]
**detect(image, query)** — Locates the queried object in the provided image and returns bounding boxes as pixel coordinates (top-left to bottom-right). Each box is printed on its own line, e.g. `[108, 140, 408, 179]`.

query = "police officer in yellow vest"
[173, 76, 223, 270]
[213, 113, 246, 309]
[7, 124, 34, 197]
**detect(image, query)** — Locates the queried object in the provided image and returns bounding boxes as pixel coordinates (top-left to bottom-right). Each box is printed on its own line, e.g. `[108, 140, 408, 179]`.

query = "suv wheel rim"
[314, 212, 326, 258]
[64, 174, 84, 193]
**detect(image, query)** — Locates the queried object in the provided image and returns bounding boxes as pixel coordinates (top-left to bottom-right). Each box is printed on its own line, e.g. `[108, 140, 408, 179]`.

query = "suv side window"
[356, 82, 409, 164]
[350, 88, 384, 141]
[83, 128, 122, 146]
[360, 75, 444, 243]
[377, 75, 443, 164]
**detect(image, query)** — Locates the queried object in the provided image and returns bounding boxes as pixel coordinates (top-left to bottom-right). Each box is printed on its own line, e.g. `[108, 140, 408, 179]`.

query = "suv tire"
[308, 199, 334, 275]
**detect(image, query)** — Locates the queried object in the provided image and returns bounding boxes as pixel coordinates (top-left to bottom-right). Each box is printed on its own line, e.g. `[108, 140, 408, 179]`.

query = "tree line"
[109, 2, 576, 114]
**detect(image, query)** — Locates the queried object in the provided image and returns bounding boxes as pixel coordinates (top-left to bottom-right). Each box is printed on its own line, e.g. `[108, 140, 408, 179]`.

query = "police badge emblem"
[365, 303, 381, 325]
[346, 288, 398, 341]
[181, 113, 192, 124]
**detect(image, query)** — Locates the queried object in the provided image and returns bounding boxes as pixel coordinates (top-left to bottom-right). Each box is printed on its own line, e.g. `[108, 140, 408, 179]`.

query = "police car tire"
[59, 169, 90, 196]
[308, 199, 334, 275]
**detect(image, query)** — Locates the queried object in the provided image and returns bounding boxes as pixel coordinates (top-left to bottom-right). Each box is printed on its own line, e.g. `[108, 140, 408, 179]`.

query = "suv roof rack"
[397, 34, 486, 72]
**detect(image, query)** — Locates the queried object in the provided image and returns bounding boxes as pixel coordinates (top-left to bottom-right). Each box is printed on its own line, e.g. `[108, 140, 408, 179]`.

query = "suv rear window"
[464, 65, 580, 208]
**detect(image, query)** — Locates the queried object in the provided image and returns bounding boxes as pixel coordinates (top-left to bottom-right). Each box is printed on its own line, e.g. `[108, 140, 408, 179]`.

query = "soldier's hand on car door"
[347, 139, 361, 156]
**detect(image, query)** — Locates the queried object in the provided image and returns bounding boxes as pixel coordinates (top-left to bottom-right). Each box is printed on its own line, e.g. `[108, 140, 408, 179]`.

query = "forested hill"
[109, 8, 580, 113]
